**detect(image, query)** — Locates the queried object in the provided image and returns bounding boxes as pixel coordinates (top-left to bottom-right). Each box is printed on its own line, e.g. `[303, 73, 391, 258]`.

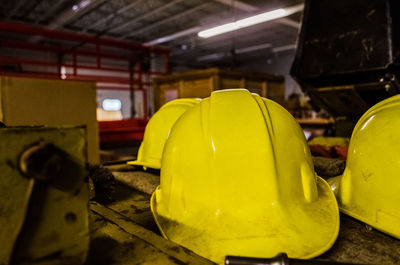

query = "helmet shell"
[337, 94, 400, 238]
[151, 89, 339, 263]
[128, 98, 201, 169]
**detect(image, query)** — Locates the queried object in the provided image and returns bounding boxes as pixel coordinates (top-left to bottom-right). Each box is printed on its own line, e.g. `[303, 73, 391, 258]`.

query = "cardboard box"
[0, 76, 99, 163]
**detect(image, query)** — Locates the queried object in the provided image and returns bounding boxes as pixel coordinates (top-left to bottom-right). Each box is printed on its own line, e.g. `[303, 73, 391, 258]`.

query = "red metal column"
[138, 60, 147, 119]
[96, 42, 101, 68]
[72, 53, 77, 76]
[165, 51, 171, 74]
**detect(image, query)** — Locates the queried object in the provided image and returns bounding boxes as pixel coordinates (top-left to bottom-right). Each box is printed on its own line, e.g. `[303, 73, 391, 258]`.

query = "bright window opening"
[102, 99, 122, 111]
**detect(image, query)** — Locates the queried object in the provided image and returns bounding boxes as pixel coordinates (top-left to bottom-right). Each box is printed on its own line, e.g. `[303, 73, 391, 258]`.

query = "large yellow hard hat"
[334, 94, 400, 239]
[151, 89, 339, 264]
[128, 98, 201, 169]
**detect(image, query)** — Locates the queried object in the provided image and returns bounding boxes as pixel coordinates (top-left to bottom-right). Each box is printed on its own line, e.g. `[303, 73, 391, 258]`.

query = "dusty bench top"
[97, 167, 400, 265]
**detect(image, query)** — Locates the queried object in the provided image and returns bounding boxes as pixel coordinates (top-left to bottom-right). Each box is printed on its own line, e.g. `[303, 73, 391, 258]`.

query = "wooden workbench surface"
[91, 169, 400, 265]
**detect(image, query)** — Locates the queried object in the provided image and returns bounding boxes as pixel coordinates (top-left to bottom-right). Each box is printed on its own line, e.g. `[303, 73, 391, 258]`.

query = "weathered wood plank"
[89, 202, 215, 265]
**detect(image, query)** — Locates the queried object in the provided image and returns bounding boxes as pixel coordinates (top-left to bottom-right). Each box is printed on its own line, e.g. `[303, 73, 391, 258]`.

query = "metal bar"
[124, 3, 209, 38]
[72, 53, 77, 76]
[138, 61, 148, 118]
[0, 55, 163, 78]
[0, 54, 166, 75]
[0, 71, 153, 88]
[96, 43, 101, 67]
[0, 39, 139, 61]
[66, 74, 131, 84]
[57, 54, 62, 77]
[63, 64, 130, 73]
[212, 0, 258, 12]
[272, 44, 296, 53]
[145, 26, 201, 46]
[236, 42, 273, 54]
[0, 21, 169, 52]
[109, 0, 184, 33]
[0, 72, 69, 80]
[165, 52, 171, 74]
[96, 83, 152, 90]
[0, 56, 62, 67]
[129, 62, 136, 118]
[276, 18, 301, 29]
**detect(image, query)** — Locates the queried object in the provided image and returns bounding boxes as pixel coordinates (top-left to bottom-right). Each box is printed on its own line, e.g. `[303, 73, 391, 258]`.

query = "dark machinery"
[291, 0, 400, 128]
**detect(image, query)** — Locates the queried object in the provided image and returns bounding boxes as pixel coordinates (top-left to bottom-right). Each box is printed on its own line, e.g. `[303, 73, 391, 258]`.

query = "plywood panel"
[180, 78, 211, 98]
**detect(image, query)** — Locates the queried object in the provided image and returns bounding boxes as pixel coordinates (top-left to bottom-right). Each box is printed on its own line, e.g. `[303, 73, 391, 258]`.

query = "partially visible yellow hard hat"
[334, 94, 400, 239]
[151, 89, 339, 264]
[128, 98, 201, 169]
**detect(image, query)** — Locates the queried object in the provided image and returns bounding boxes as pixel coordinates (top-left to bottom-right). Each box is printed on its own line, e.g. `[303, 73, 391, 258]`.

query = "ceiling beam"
[236, 42, 273, 54]
[276, 17, 300, 29]
[272, 43, 296, 53]
[197, 42, 273, 61]
[82, 0, 142, 33]
[145, 26, 201, 46]
[213, 0, 258, 12]
[109, 0, 184, 34]
[196, 42, 296, 62]
[123, 3, 209, 38]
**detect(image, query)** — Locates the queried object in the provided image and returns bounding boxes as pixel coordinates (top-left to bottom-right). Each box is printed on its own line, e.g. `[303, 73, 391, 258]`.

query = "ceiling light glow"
[198, 4, 303, 38]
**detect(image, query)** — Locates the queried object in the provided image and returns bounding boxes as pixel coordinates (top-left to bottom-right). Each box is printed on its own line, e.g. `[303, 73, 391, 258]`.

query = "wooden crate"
[153, 68, 285, 110]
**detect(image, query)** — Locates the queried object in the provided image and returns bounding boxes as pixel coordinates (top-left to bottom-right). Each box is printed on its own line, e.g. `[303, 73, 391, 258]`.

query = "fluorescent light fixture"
[198, 3, 304, 38]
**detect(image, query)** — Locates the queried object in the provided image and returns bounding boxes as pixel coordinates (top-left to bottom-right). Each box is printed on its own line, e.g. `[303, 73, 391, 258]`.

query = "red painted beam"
[0, 20, 169, 53]
[98, 119, 149, 143]
[0, 39, 139, 61]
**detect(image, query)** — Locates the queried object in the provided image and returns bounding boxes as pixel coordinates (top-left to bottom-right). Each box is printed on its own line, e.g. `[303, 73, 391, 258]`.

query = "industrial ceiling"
[0, 0, 303, 69]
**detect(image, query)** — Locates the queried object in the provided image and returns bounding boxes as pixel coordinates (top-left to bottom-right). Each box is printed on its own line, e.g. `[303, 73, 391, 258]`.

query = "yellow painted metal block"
[0, 127, 89, 265]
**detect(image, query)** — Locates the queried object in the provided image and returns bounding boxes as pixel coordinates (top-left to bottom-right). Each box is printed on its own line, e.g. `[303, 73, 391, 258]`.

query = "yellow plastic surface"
[128, 98, 201, 169]
[151, 89, 339, 264]
[336, 94, 400, 239]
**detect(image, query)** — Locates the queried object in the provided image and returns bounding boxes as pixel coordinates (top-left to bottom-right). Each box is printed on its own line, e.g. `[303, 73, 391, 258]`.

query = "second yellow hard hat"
[128, 98, 201, 169]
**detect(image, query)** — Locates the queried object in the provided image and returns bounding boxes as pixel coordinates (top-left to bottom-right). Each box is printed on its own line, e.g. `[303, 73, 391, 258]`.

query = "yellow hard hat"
[151, 89, 339, 264]
[333, 94, 400, 239]
[128, 98, 201, 169]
